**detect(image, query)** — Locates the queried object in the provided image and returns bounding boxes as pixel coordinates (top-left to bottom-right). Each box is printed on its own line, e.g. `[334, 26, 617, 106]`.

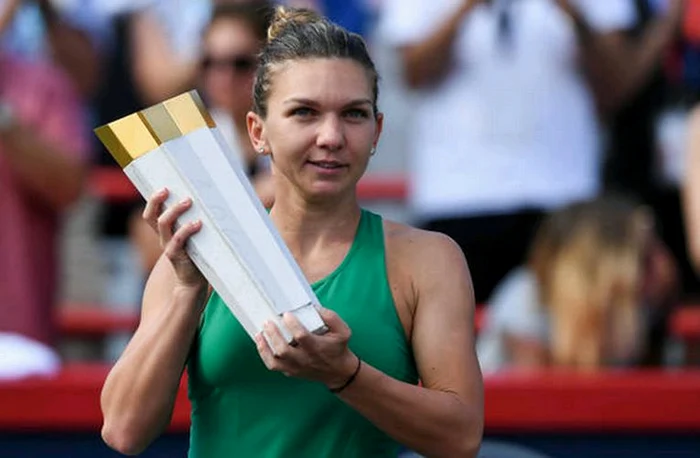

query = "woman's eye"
[291, 107, 315, 117]
[344, 109, 369, 119]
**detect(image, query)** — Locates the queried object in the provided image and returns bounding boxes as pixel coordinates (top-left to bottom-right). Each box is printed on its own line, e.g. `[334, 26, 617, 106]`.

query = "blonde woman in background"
[477, 196, 678, 372]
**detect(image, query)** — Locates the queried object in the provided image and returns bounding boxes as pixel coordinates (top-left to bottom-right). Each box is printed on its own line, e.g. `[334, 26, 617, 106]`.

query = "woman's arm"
[683, 107, 700, 276]
[335, 230, 483, 457]
[557, 0, 683, 113]
[259, 229, 482, 456]
[39, 0, 101, 99]
[255, 227, 483, 457]
[399, 0, 481, 88]
[0, 120, 85, 211]
[100, 192, 207, 456]
[129, 10, 199, 105]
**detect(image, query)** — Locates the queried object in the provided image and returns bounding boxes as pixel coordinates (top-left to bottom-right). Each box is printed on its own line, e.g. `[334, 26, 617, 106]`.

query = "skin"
[401, 0, 684, 114]
[506, 234, 677, 369]
[202, 16, 274, 204]
[0, 1, 85, 211]
[202, 17, 260, 133]
[684, 107, 700, 276]
[0, 0, 100, 98]
[101, 58, 483, 457]
[130, 9, 199, 105]
[129, 15, 274, 274]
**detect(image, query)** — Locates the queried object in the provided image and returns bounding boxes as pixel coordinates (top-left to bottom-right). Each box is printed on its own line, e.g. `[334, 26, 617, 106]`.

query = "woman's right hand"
[142, 188, 206, 290]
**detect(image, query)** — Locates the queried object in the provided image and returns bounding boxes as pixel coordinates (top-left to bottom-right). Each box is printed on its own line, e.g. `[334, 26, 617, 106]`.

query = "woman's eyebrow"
[283, 98, 373, 108]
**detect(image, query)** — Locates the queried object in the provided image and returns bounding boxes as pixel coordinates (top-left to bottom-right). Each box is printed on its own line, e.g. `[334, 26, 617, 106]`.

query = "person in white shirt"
[378, 0, 680, 303]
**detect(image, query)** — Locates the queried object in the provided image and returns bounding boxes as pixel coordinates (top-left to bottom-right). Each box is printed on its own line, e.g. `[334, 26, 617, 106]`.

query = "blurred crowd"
[0, 0, 700, 378]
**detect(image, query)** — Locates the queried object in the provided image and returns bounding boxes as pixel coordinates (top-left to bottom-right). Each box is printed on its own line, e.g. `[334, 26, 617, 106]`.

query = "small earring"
[370, 147, 377, 156]
[258, 147, 265, 154]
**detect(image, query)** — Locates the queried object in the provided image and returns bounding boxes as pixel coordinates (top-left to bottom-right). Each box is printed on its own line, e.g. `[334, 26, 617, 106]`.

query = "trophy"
[94, 90, 327, 343]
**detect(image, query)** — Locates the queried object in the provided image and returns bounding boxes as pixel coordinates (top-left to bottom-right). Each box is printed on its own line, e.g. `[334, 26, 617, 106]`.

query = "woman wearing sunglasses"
[128, 3, 276, 279]
[200, 2, 275, 207]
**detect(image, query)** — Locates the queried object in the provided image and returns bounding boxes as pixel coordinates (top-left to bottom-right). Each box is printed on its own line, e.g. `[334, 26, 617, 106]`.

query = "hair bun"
[267, 6, 322, 42]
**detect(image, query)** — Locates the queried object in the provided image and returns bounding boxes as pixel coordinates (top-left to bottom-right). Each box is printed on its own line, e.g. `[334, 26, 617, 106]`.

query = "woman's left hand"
[255, 307, 359, 389]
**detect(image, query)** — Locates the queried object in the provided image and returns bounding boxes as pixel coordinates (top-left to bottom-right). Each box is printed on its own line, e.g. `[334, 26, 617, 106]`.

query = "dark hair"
[207, 2, 274, 43]
[252, 6, 379, 118]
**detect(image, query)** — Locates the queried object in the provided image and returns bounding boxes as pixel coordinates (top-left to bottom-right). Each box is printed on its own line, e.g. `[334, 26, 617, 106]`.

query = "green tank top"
[187, 209, 418, 457]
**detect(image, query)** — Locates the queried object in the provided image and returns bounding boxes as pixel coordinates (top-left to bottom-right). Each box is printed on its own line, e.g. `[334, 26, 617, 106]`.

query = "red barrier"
[2, 365, 700, 433]
[485, 370, 700, 432]
[58, 306, 139, 338]
[89, 167, 408, 202]
[671, 306, 700, 342]
[0, 364, 189, 432]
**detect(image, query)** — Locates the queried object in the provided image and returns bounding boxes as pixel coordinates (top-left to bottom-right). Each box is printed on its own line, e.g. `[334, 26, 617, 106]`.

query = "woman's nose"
[316, 115, 345, 151]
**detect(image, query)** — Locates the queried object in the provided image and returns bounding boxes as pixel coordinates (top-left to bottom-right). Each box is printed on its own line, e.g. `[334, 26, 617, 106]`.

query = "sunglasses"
[201, 55, 257, 73]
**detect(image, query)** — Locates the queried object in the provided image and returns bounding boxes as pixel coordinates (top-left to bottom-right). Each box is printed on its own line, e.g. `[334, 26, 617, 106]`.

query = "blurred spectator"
[281, 0, 377, 37]
[604, 0, 698, 300]
[477, 195, 678, 372]
[128, 1, 276, 275]
[684, 104, 700, 277]
[0, 0, 102, 99]
[128, 0, 271, 105]
[378, 0, 683, 303]
[129, 0, 211, 104]
[0, 2, 89, 373]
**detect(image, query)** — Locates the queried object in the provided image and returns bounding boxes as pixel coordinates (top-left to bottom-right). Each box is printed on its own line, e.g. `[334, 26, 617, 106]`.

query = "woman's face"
[201, 17, 260, 120]
[249, 58, 382, 202]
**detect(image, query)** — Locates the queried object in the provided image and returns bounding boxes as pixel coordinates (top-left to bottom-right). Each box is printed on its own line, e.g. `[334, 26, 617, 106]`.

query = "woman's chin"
[304, 182, 354, 203]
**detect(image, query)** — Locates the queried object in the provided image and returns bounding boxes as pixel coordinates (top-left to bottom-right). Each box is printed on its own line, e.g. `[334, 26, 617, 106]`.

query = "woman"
[100, 7, 483, 458]
[129, 2, 275, 276]
[477, 195, 678, 372]
[199, 2, 274, 197]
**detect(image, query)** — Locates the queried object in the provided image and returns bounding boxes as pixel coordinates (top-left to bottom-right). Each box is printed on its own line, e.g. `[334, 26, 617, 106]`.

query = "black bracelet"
[329, 356, 362, 394]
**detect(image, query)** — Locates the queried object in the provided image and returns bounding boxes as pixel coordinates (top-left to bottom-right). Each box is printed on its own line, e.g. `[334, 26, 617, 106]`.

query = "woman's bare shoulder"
[384, 219, 466, 260]
[383, 219, 470, 283]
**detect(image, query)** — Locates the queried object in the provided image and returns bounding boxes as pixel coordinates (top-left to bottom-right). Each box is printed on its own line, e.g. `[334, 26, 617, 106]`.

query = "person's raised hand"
[463, 0, 489, 13]
[254, 306, 359, 390]
[0, 0, 23, 36]
[142, 188, 206, 290]
[551, 0, 579, 19]
[666, 0, 686, 36]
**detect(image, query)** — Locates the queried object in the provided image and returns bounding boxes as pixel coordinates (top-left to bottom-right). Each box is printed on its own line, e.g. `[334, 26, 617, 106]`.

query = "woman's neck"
[270, 189, 361, 255]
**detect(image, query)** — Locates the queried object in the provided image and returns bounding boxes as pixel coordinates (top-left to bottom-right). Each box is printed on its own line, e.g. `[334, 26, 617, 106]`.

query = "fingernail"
[180, 198, 191, 205]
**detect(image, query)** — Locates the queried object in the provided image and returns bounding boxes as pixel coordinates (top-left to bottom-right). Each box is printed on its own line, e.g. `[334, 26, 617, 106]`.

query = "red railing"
[2, 364, 700, 433]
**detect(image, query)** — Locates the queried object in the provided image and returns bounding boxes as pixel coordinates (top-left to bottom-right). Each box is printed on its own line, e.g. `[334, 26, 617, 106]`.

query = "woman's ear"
[247, 111, 268, 154]
[373, 112, 384, 151]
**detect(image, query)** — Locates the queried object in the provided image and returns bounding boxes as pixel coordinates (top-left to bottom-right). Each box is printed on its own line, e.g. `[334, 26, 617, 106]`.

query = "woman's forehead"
[268, 58, 373, 102]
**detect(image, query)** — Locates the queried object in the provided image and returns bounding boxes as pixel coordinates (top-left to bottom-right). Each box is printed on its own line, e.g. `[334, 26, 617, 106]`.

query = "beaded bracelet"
[329, 357, 362, 394]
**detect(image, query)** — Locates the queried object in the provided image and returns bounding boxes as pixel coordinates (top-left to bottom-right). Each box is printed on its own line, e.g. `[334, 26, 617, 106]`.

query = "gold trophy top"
[94, 90, 216, 168]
